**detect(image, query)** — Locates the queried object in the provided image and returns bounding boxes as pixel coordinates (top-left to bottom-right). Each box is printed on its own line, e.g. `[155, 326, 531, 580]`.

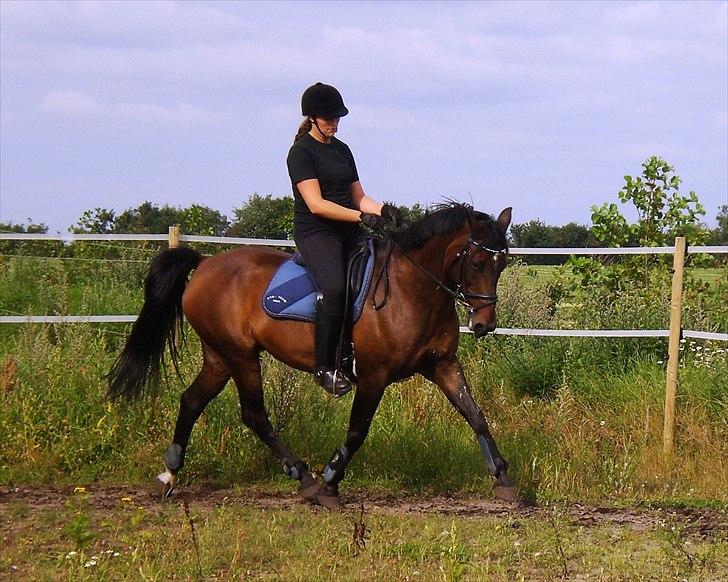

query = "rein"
[371, 231, 507, 315]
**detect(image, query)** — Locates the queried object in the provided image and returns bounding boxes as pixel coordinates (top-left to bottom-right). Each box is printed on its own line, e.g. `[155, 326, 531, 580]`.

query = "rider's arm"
[351, 181, 382, 215]
[297, 179, 362, 222]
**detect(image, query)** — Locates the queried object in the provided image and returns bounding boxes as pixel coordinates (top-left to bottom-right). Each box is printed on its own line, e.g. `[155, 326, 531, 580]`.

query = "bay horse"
[108, 202, 516, 507]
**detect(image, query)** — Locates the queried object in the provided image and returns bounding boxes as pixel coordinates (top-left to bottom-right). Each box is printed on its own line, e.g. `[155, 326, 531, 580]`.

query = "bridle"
[451, 237, 508, 314]
[372, 231, 508, 317]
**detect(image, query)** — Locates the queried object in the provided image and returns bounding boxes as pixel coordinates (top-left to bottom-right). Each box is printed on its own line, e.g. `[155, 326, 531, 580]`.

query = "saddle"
[262, 238, 375, 323]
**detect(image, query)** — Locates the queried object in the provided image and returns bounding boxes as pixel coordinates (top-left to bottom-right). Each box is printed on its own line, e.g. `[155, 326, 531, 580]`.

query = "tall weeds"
[0, 256, 726, 502]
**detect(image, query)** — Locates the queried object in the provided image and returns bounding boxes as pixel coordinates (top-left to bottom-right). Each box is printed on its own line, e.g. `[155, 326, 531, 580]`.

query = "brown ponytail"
[294, 118, 312, 142]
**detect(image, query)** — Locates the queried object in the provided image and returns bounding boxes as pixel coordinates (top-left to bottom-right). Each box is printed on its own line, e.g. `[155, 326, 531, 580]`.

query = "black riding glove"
[360, 212, 387, 232]
[380, 203, 405, 229]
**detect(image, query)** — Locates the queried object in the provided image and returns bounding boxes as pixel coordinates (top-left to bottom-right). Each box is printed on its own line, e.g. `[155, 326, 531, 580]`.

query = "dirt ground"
[2, 484, 726, 537]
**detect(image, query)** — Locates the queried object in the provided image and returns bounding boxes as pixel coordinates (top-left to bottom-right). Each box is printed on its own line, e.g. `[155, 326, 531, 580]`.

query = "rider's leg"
[296, 231, 351, 396]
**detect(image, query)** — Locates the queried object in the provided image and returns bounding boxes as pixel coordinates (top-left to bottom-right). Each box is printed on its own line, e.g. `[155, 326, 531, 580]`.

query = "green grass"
[0, 254, 726, 504]
[3, 491, 726, 580]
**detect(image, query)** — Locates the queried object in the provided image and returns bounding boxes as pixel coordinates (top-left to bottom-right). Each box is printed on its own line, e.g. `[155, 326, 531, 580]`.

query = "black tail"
[108, 247, 204, 400]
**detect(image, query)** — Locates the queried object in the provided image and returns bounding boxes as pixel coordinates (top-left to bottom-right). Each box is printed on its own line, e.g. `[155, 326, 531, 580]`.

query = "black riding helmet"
[301, 82, 349, 118]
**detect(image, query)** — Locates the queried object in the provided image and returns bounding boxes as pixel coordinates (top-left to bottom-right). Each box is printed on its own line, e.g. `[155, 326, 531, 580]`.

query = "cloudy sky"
[1, 0, 726, 232]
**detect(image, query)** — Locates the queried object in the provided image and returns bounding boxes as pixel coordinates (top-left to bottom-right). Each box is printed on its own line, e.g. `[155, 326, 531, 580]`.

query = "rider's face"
[312, 116, 339, 139]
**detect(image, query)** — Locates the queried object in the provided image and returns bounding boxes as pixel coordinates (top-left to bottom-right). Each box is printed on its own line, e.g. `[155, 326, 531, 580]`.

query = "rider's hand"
[381, 203, 405, 229]
[360, 212, 387, 232]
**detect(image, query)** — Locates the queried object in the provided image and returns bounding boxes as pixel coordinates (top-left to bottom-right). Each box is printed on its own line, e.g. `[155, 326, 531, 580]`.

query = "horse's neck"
[397, 228, 468, 281]
[390, 228, 469, 306]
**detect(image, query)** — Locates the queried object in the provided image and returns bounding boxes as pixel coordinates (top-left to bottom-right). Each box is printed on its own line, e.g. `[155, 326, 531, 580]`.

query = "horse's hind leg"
[426, 358, 518, 502]
[231, 353, 321, 500]
[156, 349, 230, 498]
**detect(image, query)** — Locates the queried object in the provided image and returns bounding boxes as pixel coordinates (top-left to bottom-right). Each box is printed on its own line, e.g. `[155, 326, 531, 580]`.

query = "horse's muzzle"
[471, 322, 495, 338]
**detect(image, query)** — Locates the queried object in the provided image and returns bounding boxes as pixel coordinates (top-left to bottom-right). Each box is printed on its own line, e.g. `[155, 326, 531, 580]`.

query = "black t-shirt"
[287, 133, 360, 237]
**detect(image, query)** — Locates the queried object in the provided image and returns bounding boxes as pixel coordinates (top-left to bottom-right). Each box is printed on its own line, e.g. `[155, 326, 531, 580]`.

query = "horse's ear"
[496, 207, 512, 233]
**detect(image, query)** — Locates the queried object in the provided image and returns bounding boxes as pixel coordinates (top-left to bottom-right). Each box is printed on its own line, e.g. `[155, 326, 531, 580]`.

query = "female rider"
[287, 82, 397, 396]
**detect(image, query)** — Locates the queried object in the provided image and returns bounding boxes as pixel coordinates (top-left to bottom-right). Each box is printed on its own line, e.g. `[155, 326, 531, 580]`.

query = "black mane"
[393, 201, 506, 251]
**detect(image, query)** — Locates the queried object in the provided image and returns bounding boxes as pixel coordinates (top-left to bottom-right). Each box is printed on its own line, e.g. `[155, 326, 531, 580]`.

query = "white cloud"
[1, 0, 248, 48]
[38, 90, 103, 115]
[37, 90, 218, 124]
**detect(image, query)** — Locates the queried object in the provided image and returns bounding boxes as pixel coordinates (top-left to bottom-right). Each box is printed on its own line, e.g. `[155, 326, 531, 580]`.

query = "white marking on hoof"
[157, 469, 176, 485]
[155, 469, 177, 499]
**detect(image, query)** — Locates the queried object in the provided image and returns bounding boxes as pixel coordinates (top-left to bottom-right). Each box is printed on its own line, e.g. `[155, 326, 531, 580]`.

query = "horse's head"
[393, 202, 511, 337]
[448, 207, 511, 337]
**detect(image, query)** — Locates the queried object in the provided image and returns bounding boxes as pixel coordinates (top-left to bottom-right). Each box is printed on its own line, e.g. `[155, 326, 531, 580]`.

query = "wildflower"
[74, 486, 86, 494]
[600, 421, 606, 426]
[113, 552, 120, 557]
[121, 497, 132, 502]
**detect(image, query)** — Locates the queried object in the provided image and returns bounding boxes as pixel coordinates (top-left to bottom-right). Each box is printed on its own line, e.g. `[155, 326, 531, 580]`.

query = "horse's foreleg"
[157, 358, 230, 498]
[318, 382, 386, 509]
[427, 359, 517, 502]
[232, 357, 320, 500]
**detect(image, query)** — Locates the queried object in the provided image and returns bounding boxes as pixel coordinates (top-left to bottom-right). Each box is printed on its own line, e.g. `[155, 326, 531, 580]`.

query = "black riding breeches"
[295, 228, 362, 315]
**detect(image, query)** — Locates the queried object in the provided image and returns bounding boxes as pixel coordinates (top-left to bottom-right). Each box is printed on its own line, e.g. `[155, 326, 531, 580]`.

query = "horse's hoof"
[297, 477, 322, 501]
[316, 492, 342, 510]
[155, 470, 177, 500]
[494, 484, 518, 503]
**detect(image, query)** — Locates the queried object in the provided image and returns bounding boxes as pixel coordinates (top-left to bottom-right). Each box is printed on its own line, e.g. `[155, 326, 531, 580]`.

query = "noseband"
[452, 238, 508, 315]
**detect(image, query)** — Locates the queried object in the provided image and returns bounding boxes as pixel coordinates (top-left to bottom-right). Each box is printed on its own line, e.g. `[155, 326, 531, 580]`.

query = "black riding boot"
[339, 331, 357, 384]
[314, 304, 352, 397]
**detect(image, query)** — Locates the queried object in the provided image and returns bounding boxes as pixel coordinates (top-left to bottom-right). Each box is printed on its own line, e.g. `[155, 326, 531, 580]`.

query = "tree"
[396, 202, 426, 224]
[70, 208, 116, 234]
[177, 204, 229, 236]
[510, 220, 597, 264]
[113, 202, 182, 234]
[710, 205, 728, 245]
[227, 194, 294, 240]
[570, 156, 710, 289]
[591, 156, 707, 248]
[0, 220, 60, 256]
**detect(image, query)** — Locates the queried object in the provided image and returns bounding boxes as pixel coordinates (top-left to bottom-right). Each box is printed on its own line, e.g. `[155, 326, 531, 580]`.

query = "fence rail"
[1, 315, 724, 342]
[2, 232, 726, 254]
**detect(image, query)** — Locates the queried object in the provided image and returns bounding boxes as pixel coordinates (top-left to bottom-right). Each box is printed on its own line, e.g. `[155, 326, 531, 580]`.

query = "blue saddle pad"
[262, 239, 375, 323]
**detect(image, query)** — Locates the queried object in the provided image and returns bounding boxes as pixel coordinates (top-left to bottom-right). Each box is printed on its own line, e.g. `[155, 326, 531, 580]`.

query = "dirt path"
[2, 484, 726, 537]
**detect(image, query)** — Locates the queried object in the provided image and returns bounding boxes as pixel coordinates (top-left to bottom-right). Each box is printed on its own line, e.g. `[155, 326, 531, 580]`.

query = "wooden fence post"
[168, 225, 181, 249]
[663, 236, 686, 457]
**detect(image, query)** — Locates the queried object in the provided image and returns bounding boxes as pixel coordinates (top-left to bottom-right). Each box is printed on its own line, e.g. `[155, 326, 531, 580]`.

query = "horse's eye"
[472, 262, 484, 272]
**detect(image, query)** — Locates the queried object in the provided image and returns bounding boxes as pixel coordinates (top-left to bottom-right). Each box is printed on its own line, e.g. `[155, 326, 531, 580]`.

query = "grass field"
[3, 486, 727, 580]
[1, 251, 726, 578]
